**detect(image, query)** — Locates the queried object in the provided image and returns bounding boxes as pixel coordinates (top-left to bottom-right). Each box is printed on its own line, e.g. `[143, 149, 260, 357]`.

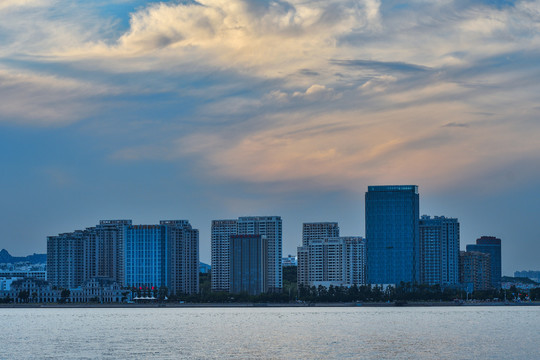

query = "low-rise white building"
[0, 277, 125, 303]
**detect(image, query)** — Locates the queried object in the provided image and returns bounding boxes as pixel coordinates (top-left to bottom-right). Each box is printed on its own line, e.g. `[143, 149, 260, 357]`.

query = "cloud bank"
[1, 0, 540, 192]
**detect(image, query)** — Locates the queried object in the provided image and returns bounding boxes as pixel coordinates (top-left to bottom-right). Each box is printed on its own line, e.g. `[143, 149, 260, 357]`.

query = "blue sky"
[1, 0, 539, 274]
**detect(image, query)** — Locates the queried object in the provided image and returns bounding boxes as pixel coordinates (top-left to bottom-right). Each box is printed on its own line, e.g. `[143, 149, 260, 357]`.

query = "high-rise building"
[365, 185, 420, 285]
[238, 216, 282, 292]
[124, 221, 199, 294]
[47, 231, 85, 288]
[302, 222, 339, 246]
[460, 251, 491, 291]
[297, 236, 366, 288]
[297, 246, 310, 286]
[298, 222, 340, 287]
[124, 224, 168, 290]
[229, 234, 268, 295]
[86, 220, 131, 286]
[343, 237, 367, 286]
[48, 219, 198, 294]
[162, 220, 199, 295]
[466, 236, 501, 288]
[211, 220, 238, 292]
[419, 215, 460, 286]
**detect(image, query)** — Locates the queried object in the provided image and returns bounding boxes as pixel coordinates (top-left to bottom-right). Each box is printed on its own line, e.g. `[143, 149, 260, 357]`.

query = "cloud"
[292, 84, 338, 100]
[1, 0, 540, 193]
[443, 122, 469, 128]
[0, 0, 48, 11]
[0, 66, 119, 125]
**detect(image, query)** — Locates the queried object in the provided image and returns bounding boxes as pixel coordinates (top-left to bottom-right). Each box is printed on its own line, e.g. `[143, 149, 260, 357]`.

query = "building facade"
[419, 215, 460, 286]
[48, 219, 199, 296]
[211, 220, 238, 292]
[124, 225, 168, 290]
[92, 220, 131, 285]
[302, 222, 340, 246]
[514, 270, 540, 283]
[0, 277, 124, 303]
[466, 236, 502, 288]
[237, 216, 282, 292]
[298, 236, 366, 288]
[0, 270, 46, 281]
[162, 220, 199, 295]
[460, 251, 492, 291]
[229, 235, 268, 295]
[365, 185, 420, 285]
[47, 231, 85, 288]
[282, 255, 297, 267]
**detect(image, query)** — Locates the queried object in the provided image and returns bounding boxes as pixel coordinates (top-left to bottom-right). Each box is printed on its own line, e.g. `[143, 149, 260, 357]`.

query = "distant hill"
[0, 249, 47, 264]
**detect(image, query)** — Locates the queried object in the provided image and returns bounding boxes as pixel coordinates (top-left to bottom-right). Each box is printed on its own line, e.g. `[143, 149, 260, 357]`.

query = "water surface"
[1, 306, 538, 359]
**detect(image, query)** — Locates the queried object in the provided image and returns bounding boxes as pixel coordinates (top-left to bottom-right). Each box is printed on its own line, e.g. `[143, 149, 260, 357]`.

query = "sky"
[1, 0, 539, 275]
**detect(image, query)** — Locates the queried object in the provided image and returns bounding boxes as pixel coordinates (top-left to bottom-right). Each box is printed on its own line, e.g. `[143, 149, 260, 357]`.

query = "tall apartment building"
[343, 237, 367, 286]
[237, 216, 282, 292]
[460, 251, 491, 291]
[365, 185, 420, 285]
[419, 216, 460, 286]
[211, 217, 282, 293]
[298, 222, 340, 286]
[211, 220, 238, 292]
[124, 224, 168, 289]
[297, 246, 309, 286]
[229, 234, 268, 295]
[48, 220, 131, 288]
[96, 220, 131, 285]
[297, 236, 366, 288]
[466, 236, 502, 288]
[85, 220, 131, 286]
[162, 220, 199, 295]
[47, 231, 85, 288]
[48, 219, 199, 294]
[302, 222, 339, 246]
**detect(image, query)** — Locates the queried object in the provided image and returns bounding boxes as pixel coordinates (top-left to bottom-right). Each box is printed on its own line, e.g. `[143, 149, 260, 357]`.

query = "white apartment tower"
[211, 219, 238, 292]
[298, 222, 340, 286]
[419, 215, 460, 286]
[302, 222, 339, 246]
[298, 236, 366, 288]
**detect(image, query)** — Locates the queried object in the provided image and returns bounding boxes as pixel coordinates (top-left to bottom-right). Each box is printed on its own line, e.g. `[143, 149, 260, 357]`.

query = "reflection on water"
[0, 306, 538, 359]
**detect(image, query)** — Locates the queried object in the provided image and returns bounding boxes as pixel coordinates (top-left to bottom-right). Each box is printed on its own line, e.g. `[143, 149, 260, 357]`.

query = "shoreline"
[1, 301, 539, 309]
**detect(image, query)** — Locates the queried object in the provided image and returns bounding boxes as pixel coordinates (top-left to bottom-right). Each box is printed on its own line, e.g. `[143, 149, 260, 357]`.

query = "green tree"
[60, 289, 70, 303]
[157, 286, 168, 301]
[18, 290, 29, 303]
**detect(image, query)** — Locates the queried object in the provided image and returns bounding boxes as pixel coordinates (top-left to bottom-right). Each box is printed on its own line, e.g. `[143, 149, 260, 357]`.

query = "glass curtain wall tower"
[366, 185, 420, 285]
[229, 234, 268, 295]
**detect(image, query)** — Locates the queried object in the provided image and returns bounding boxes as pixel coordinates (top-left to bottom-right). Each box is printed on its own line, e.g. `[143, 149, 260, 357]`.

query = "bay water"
[1, 306, 538, 359]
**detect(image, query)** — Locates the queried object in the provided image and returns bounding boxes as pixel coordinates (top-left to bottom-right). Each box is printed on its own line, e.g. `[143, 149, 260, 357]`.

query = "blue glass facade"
[124, 225, 168, 289]
[229, 235, 268, 295]
[366, 185, 420, 284]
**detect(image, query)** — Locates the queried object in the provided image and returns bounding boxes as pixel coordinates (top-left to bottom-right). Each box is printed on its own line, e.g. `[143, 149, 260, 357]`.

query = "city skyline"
[1, 0, 539, 275]
[0, 186, 535, 277]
